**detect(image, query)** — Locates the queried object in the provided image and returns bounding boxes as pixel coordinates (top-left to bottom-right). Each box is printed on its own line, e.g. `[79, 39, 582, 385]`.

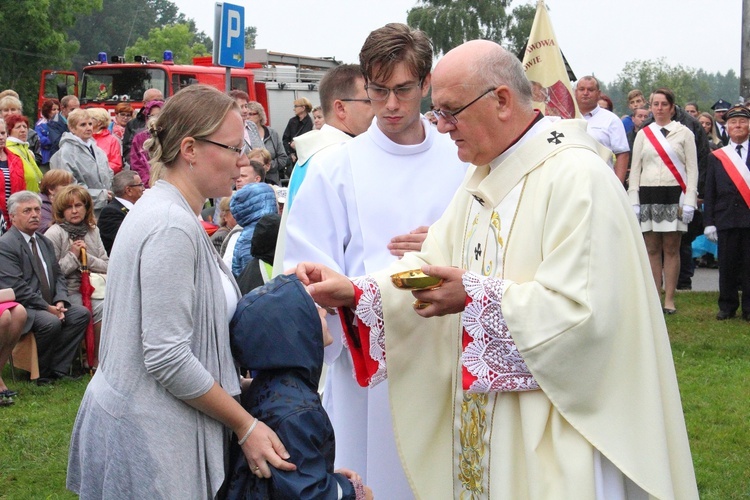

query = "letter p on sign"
[227, 10, 240, 47]
[215, 2, 245, 68]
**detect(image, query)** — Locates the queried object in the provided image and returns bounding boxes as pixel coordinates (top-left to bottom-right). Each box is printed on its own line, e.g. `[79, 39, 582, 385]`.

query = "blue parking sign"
[217, 2, 244, 68]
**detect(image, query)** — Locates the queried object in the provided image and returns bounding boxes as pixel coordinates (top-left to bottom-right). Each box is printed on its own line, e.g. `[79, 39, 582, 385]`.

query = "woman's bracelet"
[238, 417, 259, 446]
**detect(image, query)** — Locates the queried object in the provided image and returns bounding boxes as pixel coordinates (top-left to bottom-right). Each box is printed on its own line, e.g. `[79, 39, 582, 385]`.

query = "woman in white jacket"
[628, 87, 699, 314]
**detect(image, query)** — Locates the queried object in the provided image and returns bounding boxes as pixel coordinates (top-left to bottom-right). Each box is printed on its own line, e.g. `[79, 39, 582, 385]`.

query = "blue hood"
[230, 274, 323, 388]
[229, 183, 278, 275]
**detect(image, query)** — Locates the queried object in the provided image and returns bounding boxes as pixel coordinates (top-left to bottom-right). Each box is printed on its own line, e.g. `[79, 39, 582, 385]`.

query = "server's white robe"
[282, 116, 468, 498]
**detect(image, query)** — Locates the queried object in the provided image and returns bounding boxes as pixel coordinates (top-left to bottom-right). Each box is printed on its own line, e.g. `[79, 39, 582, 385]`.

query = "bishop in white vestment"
[297, 41, 698, 500]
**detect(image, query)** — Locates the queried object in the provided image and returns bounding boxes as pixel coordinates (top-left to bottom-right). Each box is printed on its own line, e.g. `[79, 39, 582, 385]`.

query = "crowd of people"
[2, 19, 749, 499]
[570, 77, 749, 320]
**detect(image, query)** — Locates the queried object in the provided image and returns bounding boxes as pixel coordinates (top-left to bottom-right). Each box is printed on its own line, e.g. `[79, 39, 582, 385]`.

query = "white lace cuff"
[461, 272, 539, 393]
[351, 276, 387, 386]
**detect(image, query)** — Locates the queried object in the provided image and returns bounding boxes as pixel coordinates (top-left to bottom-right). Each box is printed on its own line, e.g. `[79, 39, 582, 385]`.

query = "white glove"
[704, 225, 718, 243]
[681, 205, 695, 224]
[632, 205, 640, 218]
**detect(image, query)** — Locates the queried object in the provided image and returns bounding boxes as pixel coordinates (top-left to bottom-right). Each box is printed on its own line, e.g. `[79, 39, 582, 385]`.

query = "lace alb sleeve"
[461, 272, 539, 393]
[347, 276, 387, 387]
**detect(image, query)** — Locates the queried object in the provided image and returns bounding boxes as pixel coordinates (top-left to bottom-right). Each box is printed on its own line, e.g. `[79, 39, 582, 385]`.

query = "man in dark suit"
[711, 99, 732, 147]
[703, 105, 750, 321]
[0, 191, 89, 383]
[98, 170, 144, 255]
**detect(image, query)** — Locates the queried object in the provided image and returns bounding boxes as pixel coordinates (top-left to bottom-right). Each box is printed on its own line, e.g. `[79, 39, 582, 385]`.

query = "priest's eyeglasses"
[365, 80, 423, 101]
[197, 138, 251, 157]
[433, 88, 496, 125]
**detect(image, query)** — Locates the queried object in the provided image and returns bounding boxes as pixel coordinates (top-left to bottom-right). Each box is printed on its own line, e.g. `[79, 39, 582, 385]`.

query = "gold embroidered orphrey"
[457, 200, 507, 498]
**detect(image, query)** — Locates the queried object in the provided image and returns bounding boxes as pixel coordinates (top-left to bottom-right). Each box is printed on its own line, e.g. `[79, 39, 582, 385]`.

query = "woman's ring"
[253, 466, 260, 472]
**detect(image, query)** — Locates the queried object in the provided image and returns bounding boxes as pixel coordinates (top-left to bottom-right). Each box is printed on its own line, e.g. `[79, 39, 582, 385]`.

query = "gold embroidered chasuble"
[368, 119, 697, 499]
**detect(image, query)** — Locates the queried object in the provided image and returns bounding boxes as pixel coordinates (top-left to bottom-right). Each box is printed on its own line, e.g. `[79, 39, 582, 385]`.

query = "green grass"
[667, 292, 750, 499]
[0, 292, 748, 498]
[0, 375, 85, 500]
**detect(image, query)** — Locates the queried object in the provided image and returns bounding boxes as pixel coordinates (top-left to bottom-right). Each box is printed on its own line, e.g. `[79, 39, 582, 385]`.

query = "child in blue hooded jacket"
[227, 274, 371, 500]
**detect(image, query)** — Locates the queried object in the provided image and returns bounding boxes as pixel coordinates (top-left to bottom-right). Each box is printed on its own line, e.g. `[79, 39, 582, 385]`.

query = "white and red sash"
[642, 122, 687, 193]
[713, 145, 750, 209]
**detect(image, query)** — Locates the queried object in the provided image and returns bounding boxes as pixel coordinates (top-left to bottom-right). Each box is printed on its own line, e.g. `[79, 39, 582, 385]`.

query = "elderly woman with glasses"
[282, 97, 313, 168]
[0, 96, 43, 168]
[246, 101, 288, 185]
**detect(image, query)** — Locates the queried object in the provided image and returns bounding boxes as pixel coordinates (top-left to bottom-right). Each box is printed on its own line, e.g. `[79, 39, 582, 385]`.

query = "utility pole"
[742, 0, 750, 101]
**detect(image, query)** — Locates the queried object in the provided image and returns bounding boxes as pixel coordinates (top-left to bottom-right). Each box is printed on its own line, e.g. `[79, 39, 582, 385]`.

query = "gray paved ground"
[688, 267, 719, 292]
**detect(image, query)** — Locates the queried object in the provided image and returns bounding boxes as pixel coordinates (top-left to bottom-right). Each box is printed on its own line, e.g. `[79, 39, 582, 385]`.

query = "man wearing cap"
[712, 99, 732, 146]
[703, 104, 750, 321]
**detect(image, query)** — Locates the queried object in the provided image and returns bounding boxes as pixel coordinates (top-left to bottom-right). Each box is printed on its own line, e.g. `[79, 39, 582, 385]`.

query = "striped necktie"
[30, 236, 52, 303]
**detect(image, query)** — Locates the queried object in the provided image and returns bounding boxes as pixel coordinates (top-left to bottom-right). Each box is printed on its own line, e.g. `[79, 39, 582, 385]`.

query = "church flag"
[522, 0, 578, 119]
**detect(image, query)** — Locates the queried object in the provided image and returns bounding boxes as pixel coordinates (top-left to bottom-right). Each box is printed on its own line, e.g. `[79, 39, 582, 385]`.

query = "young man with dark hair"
[280, 23, 467, 498]
[622, 88, 646, 133]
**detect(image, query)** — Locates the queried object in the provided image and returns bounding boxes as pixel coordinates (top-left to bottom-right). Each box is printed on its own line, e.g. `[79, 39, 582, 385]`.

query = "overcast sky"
[173, 0, 742, 84]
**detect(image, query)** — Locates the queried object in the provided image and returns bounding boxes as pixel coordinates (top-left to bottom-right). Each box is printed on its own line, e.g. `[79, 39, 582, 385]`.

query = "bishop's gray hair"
[470, 45, 532, 107]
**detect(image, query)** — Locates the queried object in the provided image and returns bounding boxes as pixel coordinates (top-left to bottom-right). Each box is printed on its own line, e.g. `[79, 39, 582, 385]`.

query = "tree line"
[0, 0, 214, 117]
[601, 60, 740, 117]
[0, 0, 739, 120]
[407, 0, 741, 116]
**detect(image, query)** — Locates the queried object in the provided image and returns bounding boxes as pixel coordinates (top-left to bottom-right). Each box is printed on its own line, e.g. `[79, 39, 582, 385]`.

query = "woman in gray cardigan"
[67, 85, 295, 499]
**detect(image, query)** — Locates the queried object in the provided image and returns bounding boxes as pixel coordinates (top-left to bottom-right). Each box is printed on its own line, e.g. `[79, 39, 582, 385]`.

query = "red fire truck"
[39, 49, 338, 127]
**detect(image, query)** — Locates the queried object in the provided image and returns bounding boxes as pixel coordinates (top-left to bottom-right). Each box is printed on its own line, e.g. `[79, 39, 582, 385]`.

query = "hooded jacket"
[227, 274, 356, 500]
[50, 132, 113, 212]
[229, 183, 278, 276]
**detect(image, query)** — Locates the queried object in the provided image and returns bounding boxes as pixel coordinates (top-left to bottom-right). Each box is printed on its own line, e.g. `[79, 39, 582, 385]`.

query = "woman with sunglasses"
[282, 97, 313, 169]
